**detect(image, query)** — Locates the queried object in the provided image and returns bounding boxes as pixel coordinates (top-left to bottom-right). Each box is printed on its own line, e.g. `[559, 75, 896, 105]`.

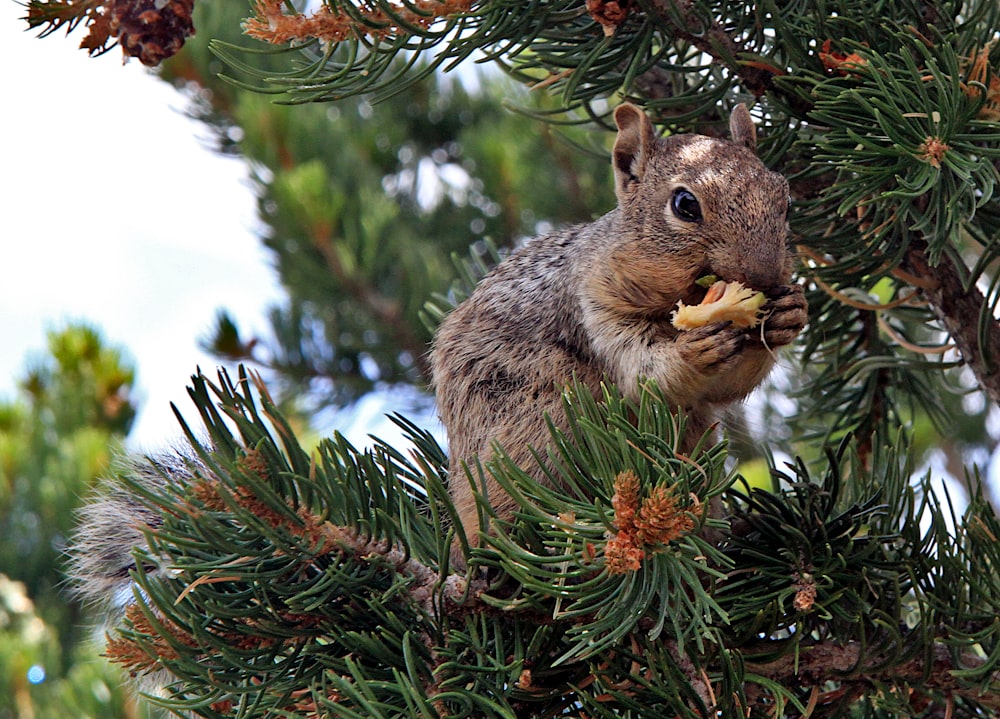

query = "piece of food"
[671, 280, 766, 330]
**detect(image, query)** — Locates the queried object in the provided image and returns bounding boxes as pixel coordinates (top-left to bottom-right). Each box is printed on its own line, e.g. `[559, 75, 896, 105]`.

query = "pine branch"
[72, 371, 1000, 717]
[643, 0, 776, 98]
[743, 641, 1000, 714]
[902, 241, 1000, 405]
[242, 0, 474, 46]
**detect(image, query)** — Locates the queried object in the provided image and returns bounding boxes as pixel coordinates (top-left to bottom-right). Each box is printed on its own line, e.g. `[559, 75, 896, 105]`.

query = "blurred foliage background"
[8, 0, 1000, 715]
[0, 323, 165, 718]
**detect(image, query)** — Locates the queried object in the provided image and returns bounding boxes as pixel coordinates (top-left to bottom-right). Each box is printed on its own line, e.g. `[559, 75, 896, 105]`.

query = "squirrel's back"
[432, 218, 615, 524]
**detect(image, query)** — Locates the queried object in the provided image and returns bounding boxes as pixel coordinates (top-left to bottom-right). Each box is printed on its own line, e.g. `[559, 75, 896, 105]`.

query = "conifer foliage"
[23, 0, 1000, 716]
[98, 369, 1000, 717]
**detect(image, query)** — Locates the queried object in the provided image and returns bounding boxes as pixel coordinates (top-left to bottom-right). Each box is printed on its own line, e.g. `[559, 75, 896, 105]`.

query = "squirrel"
[68, 102, 806, 622]
[431, 102, 808, 552]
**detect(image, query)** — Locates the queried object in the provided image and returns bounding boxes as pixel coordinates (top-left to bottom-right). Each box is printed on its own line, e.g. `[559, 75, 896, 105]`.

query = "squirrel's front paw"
[757, 284, 808, 348]
[676, 321, 748, 372]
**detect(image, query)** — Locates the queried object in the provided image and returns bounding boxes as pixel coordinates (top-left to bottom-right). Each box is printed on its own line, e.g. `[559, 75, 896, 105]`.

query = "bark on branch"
[646, 0, 776, 97]
[744, 639, 1000, 712]
[902, 242, 1000, 406]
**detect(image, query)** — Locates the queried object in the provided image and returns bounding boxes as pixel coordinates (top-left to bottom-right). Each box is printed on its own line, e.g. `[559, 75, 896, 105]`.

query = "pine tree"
[22, 0, 1000, 716]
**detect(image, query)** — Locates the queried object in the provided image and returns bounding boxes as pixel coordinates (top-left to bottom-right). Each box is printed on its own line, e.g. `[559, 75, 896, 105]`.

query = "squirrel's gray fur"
[69, 450, 196, 614]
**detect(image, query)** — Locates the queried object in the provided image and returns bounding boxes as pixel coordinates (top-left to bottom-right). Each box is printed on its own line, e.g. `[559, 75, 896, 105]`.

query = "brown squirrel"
[68, 102, 806, 621]
[431, 102, 808, 550]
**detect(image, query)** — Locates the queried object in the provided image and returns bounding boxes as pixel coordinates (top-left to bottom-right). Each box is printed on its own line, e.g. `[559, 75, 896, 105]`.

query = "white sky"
[1, 4, 284, 449]
[1, 4, 438, 454]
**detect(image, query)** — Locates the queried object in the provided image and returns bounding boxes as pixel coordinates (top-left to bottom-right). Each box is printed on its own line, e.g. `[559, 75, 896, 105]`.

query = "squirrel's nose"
[732, 266, 784, 291]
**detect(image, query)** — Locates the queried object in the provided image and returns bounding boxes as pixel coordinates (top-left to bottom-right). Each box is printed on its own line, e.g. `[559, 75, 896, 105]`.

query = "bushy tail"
[68, 449, 201, 620]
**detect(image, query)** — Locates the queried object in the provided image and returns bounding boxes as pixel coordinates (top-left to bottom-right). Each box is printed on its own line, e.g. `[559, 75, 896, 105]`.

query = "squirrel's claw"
[676, 321, 748, 372]
[757, 284, 808, 348]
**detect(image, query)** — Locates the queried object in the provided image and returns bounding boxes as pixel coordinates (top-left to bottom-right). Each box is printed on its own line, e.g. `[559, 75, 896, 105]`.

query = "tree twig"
[902, 242, 1000, 405]
[646, 0, 776, 97]
[743, 639, 1000, 712]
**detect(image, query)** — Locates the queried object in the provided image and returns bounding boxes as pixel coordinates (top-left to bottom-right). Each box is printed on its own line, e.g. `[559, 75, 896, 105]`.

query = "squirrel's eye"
[671, 188, 702, 222]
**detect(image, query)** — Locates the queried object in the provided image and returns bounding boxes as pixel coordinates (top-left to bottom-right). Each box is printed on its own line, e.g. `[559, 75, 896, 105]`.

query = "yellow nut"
[671, 280, 766, 330]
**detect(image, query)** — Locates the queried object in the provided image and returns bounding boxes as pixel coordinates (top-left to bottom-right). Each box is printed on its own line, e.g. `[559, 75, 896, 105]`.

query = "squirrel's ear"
[729, 103, 757, 153]
[613, 103, 656, 195]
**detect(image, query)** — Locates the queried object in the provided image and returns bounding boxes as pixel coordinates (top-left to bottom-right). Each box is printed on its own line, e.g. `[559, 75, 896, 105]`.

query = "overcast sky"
[2, 5, 285, 448]
[1, 4, 440, 454]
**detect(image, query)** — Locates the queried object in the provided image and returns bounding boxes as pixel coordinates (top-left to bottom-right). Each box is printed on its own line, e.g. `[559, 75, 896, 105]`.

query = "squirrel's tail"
[68, 449, 200, 620]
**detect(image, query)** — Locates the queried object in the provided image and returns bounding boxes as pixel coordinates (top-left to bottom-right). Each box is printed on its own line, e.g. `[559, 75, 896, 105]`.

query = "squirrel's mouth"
[681, 271, 773, 309]
[687, 272, 724, 303]
[669, 276, 706, 312]
[695, 270, 778, 297]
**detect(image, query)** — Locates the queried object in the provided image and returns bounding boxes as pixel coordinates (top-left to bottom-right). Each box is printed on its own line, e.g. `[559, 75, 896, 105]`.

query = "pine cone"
[109, 0, 195, 67]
